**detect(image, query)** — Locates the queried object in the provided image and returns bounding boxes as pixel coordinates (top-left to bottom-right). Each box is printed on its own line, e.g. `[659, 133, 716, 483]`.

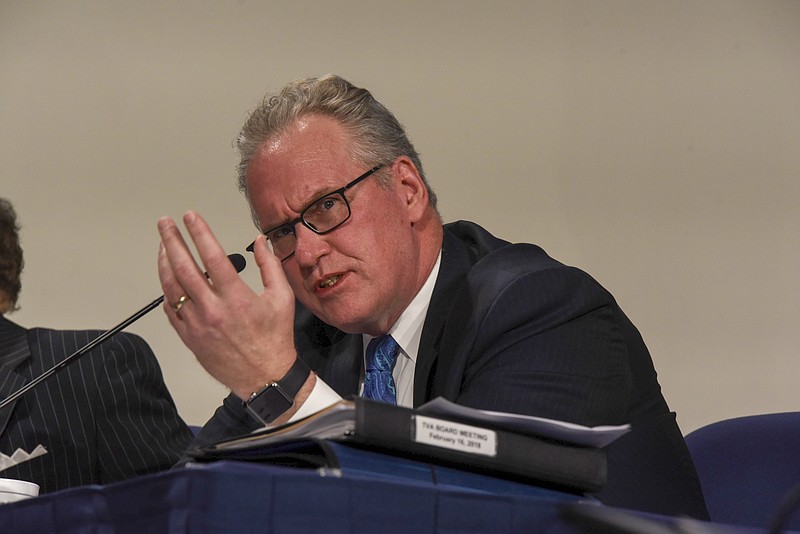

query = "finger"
[157, 223, 191, 299]
[157, 241, 190, 330]
[253, 234, 285, 292]
[157, 214, 208, 299]
[182, 211, 243, 289]
[157, 241, 174, 294]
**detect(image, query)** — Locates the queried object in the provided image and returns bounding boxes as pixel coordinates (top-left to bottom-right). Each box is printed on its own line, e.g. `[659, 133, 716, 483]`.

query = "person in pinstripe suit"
[0, 198, 193, 494]
[157, 76, 708, 518]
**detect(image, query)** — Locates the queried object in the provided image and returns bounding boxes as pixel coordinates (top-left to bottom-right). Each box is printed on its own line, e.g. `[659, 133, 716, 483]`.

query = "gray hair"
[235, 75, 437, 218]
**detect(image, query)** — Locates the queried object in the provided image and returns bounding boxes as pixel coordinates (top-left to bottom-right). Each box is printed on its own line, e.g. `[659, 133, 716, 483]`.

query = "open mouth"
[318, 274, 343, 289]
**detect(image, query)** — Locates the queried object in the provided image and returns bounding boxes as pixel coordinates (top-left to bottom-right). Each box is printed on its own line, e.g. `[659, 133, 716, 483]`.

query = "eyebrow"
[261, 181, 337, 233]
[257, 163, 384, 236]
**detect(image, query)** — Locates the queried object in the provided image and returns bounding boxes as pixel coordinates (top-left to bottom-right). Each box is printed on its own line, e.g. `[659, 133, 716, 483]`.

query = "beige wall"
[2, 1, 798, 431]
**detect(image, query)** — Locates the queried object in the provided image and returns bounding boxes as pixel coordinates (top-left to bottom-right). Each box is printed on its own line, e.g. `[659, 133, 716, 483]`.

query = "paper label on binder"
[414, 416, 497, 457]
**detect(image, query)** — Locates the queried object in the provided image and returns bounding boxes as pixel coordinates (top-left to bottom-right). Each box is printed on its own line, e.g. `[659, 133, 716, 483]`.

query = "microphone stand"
[0, 295, 165, 410]
[0, 253, 246, 411]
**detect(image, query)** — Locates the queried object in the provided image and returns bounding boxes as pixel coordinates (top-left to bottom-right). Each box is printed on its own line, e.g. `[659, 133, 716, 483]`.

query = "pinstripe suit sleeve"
[1, 322, 193, 493]
[88, 331, 194, 483]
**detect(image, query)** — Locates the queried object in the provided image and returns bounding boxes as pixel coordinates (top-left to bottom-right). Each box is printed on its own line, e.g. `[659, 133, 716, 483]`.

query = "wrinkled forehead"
[244, 118, 364, 228]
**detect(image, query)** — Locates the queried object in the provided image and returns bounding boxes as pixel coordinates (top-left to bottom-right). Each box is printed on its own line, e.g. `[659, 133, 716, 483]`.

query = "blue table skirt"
[0, 461, 593, 533]
[0, 460, 768, 533]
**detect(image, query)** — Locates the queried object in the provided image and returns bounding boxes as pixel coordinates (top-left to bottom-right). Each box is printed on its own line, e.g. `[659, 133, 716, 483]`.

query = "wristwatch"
[244, 358, 311, 425]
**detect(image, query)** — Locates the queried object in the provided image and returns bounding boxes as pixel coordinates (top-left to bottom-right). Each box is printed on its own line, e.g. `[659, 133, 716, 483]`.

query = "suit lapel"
[413, 221, 510, 406]
[0, 317, 32, 438]
[320, 333, 362, 396]
[293, 306, 361, 397]
[413, 228, 477, 406]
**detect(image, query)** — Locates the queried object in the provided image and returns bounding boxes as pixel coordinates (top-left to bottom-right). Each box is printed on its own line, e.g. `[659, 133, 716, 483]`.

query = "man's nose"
[292, 224, 330, 266]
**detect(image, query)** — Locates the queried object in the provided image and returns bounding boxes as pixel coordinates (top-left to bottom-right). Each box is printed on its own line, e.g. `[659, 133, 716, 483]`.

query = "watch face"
[246, 385, 295, 425]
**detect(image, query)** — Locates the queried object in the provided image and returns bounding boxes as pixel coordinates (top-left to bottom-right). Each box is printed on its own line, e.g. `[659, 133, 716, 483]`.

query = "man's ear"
[392, 156, 429, 223]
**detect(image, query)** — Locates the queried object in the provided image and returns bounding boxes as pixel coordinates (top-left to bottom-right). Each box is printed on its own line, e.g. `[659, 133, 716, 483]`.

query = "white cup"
[0, 478, 40, 504]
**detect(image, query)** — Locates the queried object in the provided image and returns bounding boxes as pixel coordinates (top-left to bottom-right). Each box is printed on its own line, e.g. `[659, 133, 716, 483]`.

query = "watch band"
[244, 357, 311, 425]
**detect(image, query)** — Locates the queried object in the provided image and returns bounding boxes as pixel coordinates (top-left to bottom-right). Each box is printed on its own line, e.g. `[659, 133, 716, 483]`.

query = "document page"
[209, 400, 358, 451]
[417, 397, 630, 448]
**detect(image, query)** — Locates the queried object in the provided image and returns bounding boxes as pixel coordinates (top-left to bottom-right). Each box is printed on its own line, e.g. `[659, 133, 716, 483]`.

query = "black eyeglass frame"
[245, 164, 385, 260]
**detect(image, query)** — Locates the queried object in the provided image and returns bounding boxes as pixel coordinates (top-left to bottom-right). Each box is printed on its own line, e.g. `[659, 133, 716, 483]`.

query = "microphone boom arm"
[0, 295, 165, 410]
[0, 253, 246, 411]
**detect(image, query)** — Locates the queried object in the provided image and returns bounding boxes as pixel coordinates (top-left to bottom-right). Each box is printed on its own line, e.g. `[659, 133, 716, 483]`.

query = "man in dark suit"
[156, 75, 708, 518]
[0, 198, 193, 493]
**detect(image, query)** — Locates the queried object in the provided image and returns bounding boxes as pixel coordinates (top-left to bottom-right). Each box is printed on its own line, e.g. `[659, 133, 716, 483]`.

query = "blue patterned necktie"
[362, 335, 400, 404]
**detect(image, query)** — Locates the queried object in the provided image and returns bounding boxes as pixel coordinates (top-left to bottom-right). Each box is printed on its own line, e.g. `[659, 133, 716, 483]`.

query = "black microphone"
[0, 253, 247, 410]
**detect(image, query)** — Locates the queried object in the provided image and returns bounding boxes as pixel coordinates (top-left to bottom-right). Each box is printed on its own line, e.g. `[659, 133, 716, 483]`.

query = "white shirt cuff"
[287, 375, 342, 422]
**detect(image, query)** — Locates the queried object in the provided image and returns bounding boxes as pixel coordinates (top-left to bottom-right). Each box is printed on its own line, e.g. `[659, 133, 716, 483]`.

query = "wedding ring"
[172, 294, 190, 314]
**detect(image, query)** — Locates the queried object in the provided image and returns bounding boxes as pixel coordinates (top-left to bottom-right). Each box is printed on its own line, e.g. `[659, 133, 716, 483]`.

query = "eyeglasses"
[246, 164, 385, 261]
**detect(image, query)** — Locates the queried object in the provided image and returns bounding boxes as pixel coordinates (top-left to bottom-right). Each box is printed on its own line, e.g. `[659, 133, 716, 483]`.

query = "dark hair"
[235, 74, 438, 220]
[0, 198, 24, 313]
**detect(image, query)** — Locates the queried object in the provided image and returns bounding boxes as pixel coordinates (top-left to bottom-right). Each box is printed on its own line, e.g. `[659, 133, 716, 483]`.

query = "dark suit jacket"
[194, 221, 708, 518]
[0, 316, 193, 494]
